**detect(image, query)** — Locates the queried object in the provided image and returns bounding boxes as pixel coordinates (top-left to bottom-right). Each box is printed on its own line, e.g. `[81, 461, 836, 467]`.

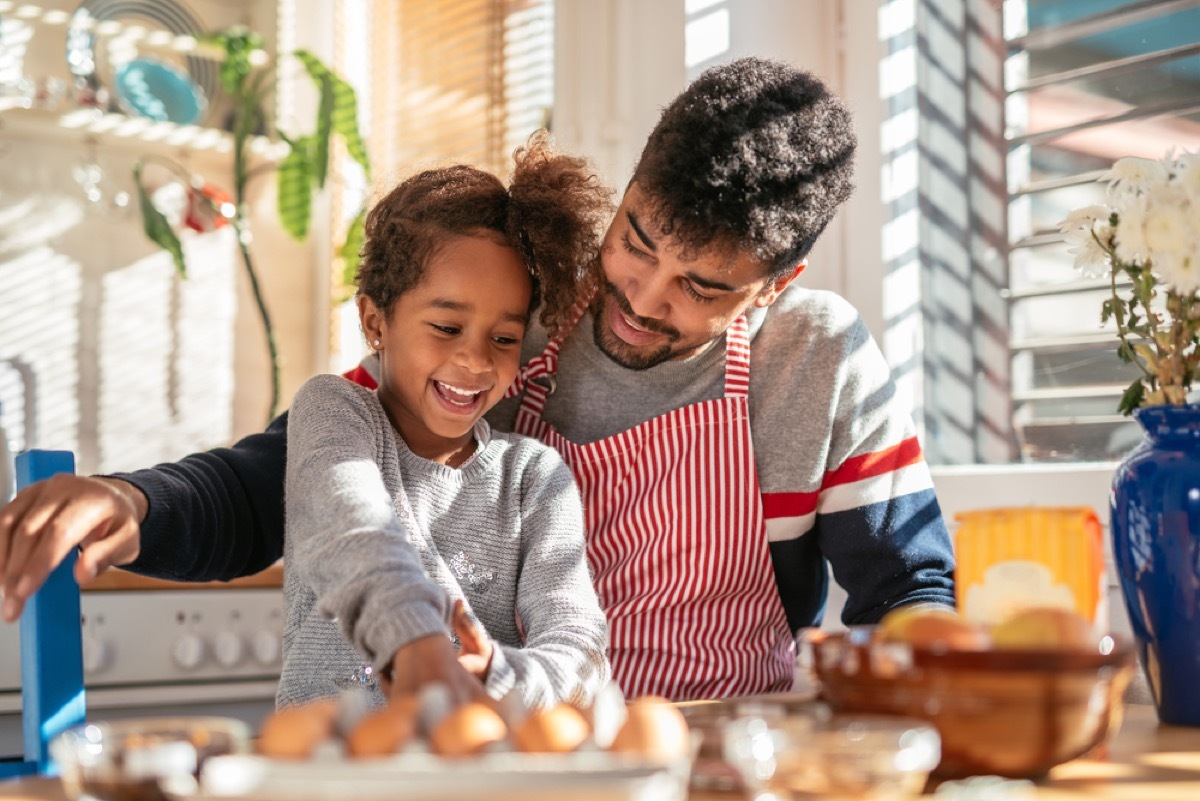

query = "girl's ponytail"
[506, 131, 613, 337]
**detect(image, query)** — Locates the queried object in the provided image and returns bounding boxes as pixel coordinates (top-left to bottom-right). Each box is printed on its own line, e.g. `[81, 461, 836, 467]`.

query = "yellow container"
[953, 507, 1107, 629]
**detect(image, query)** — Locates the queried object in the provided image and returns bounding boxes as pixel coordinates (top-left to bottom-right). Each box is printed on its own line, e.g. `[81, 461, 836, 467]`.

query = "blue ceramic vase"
[1110, 403, 1200, 726]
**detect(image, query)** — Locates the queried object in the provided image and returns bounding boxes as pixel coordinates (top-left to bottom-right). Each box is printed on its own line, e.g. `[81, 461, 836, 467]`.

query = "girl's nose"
[457, 337, 494, 373]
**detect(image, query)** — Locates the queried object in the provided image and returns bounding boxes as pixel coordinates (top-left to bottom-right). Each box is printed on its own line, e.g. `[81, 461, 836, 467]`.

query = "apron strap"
[724, 313, 751, 400]
[505, 290, 595, 399]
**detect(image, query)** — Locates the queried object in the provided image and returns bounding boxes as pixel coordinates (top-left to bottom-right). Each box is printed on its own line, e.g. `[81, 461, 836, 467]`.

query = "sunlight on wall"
[685, 1, 730, 69]
[0, 137, 237, 475]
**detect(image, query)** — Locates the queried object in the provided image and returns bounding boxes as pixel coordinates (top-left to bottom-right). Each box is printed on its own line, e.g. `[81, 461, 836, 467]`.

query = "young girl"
[278, 132, 613, 712]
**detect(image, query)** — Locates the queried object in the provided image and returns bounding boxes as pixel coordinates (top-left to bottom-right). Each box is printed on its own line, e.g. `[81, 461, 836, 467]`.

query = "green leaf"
[313, 72, 334, 188]
[202, 27, 265, 96]
[1117, 379, 1145, 416]
[277, 136, 313, 241]
[336, 205, 368, 299]
[133, 165, 186, 276]
[1100, 299, 1113, 325]
[1117, 341, 1135, 363]
[294, 50, 371, 178]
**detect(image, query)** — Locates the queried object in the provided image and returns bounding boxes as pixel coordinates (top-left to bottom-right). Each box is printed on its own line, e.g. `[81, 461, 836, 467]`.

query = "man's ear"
[358, 295, 385, 346]
[753, 262, 807, 308]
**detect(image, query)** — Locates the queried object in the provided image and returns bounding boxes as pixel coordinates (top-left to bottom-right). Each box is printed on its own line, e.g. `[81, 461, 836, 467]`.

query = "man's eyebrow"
[626, 210, 657, 251]
[686, 271, 737, 293]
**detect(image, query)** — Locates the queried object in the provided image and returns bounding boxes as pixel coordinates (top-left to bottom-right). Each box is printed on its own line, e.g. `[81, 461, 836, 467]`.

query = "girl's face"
[360, 234, 532, 465]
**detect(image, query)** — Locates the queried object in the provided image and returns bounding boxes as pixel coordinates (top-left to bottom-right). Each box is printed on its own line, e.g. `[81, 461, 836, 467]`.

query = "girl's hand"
[452, 599, 494, 680]
[385, 630, 491, 708]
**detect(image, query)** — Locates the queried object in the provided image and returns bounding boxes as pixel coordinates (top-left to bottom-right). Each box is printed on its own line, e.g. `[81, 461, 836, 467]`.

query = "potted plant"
[133, 27, 370, 421]
[1058, 150, 1200, 726]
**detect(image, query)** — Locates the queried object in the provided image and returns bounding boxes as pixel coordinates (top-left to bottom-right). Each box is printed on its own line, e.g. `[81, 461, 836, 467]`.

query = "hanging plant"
[132, 27, 371, 422]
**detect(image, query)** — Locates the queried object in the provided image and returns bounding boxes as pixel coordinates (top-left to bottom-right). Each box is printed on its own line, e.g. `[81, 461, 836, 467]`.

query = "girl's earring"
[372, 339, 381, 349]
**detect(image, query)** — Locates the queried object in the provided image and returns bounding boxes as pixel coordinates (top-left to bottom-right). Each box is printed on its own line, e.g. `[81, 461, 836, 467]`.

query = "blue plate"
[113, 56, 207, 125]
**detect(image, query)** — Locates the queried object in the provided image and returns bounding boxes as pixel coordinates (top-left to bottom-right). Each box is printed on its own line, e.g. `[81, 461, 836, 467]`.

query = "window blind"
[1005, 0, 1200, 461]
[367, 0, 553, 184]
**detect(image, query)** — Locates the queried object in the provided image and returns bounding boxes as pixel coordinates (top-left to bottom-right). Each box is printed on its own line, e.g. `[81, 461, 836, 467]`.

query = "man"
[0, 58, 953, 701]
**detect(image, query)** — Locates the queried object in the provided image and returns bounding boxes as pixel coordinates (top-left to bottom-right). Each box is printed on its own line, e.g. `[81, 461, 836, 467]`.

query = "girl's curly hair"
[356, 131, 612, 337]
[632, 57, 856, 280]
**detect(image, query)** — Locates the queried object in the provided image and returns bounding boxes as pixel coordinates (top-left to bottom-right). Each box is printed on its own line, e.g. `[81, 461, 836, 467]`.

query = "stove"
[0, 580, 284, 760]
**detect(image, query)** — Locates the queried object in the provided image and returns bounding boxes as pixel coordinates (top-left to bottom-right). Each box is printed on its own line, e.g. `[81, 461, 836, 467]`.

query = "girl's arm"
[481, 446, 610, 709]
[286, 375, 485, 706]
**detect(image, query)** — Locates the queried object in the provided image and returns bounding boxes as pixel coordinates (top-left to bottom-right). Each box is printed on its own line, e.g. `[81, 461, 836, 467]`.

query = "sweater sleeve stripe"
[821, 436, 924, 490]
[762, 490, 819, 543]
[765, 511, 816, 543]
[818, 460, 935, 515]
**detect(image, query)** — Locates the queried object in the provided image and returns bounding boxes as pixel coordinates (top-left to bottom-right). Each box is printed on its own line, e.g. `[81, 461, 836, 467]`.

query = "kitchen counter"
[83, 564, 284, 592]
[1, 705, 1197, 800]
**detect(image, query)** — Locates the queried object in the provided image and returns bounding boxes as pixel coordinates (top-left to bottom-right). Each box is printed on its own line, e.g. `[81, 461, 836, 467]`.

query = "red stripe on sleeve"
[761, 490, 819, 519]
[822, 436, 924, 490]
[342, 365, 378, 390]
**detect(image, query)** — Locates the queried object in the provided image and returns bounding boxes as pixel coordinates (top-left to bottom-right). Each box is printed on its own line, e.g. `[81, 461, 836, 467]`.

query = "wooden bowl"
[798, 628, 1135, 779]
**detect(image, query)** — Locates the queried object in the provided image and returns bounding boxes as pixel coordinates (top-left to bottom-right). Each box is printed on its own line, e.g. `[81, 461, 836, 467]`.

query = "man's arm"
[0, 413, 289, 622]
[117, 411, 290, 581]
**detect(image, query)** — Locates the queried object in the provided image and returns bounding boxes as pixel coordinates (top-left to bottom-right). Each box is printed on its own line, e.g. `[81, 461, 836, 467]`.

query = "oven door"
[0, 570, 283, 761]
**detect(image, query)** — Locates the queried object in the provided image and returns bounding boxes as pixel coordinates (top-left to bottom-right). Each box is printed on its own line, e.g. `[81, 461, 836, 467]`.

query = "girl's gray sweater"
[278, 374, 610, 710]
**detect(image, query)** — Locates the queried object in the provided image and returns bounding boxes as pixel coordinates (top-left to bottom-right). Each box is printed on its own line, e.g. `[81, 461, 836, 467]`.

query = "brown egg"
[429, 702, 509, 757]
[877, 606, 988, 650]
[346, 697, 419, 758]
[512, 703, 591, 753]
[991, 606, 1099, 651]
[256, 699, 339, 759]
[608, 696, 691, 763]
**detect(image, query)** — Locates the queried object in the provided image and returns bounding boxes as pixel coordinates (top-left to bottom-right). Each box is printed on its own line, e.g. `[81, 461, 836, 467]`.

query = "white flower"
[1112, 196, 1149, 265]
[1103, 156, 1169, 201]
[1058, 204, 1111, 235]
[1172, 152, 1200, 202]
[1152, 248, 1200, 295]
[1064, 225, 1114, 278]
[1142, 191, 1193, 256]
[1058, 204, 1114, 278]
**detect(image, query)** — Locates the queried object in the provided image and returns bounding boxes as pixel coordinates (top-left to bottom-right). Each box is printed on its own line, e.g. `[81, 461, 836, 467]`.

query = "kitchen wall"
[0, 0, 324, 473]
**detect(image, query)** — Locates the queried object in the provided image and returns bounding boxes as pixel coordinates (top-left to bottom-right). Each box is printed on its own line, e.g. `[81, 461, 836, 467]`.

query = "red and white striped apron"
[510, 304, 794, 700]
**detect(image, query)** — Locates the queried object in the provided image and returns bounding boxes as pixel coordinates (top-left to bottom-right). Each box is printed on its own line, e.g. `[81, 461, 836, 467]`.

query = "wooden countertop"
[2, 705, 1197, 800]
[82, 563, 283, 591]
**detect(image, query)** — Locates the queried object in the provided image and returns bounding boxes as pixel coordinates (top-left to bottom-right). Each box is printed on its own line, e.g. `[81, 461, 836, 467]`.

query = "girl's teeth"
[437, 382, 481, 405]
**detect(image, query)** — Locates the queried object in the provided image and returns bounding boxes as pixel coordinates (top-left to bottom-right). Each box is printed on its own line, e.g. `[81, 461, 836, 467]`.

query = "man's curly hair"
[357, 131, 612, 337]
[632, 57, 856, 280]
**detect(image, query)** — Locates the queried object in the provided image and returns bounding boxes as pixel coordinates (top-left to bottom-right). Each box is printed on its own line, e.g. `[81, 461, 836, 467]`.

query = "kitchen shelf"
[0, 104, 287, 164]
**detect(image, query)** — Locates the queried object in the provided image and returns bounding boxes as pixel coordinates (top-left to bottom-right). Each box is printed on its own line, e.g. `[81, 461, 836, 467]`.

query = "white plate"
[168, 751, 685, 801]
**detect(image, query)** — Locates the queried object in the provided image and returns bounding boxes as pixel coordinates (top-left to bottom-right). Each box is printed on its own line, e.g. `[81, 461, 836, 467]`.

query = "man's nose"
[624, 272, 670, 320]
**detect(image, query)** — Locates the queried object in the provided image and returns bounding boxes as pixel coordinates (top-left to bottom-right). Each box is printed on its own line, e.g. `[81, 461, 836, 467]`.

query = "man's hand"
[452, 599, 494, 680]
[0, 475, 146, 622]
[384, 631, 492, 709]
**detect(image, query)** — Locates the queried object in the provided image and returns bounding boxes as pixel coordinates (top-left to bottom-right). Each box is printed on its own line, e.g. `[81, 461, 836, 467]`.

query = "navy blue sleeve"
[111, 412, 289, 582]
[819, 489, 956, 625]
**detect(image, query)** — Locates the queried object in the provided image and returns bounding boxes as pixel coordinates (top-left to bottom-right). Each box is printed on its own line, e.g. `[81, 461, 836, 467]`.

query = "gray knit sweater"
[279, 374, 610, 710]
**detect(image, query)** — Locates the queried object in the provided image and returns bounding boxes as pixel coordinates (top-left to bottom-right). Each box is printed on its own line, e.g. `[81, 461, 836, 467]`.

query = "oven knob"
[213, 631, 245, 668]
[81, 633, 112, 675]
[170, 632, 206, 670]
[252, 630, 281, 665]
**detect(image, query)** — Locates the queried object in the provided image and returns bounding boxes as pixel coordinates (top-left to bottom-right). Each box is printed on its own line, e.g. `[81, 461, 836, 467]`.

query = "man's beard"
[590, 282, 683, 370]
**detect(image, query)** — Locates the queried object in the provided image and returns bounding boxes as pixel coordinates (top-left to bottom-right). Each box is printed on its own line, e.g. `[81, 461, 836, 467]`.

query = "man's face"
[591, 184, 799, 370]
